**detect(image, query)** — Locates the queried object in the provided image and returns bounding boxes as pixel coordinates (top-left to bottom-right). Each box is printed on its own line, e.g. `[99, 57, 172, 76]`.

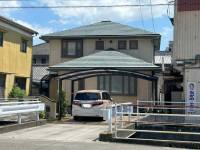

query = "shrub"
[59, 91, 68, 118]
[8, 85, 26, 99]
[39, 111, 46, 119]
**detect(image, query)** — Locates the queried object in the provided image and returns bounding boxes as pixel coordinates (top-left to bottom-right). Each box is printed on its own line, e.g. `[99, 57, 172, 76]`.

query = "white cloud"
[0, 1, 21, 17]
[161, 26, 173, 37]
[14, 19, 54, 45]
[39, 0, 174, 25]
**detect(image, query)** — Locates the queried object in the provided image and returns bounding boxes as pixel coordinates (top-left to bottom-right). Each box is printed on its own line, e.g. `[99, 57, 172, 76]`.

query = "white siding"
[174, 8, 200, 60]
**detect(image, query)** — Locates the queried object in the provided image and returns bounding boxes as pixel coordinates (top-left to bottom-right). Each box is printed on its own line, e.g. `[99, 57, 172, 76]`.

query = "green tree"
[8, 85, 26, 99]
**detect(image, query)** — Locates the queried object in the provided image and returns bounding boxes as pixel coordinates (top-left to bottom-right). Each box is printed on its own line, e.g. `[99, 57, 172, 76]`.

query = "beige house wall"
[49, 40, 74, 66]
[49, 38, 155, 66]
[83, 38, 154, 63]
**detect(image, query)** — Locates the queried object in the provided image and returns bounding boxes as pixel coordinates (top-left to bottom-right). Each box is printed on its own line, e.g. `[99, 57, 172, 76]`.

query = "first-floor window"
[98, 75, 137, 96]
[15, 77, 26, 90]
[0, 31, 3, 47]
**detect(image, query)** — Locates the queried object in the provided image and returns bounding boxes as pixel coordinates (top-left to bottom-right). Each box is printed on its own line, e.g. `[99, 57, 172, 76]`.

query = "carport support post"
[58, 79, 62, 120]
[71, 80, 75, 115]
[155, 80, 158, 103]
[152, 80, 158, 105]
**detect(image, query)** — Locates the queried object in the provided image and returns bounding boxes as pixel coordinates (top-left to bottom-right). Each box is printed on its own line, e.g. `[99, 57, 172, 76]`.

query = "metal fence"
[0, 98, 45, 124]
[105, 101, 200, 140]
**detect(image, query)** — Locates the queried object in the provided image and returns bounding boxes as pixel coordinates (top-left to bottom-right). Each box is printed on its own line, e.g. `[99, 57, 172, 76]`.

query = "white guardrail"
[0, 99, 45, 124]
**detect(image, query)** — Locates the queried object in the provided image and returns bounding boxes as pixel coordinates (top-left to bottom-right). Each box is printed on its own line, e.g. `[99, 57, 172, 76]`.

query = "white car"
[72, 90, 112, 120]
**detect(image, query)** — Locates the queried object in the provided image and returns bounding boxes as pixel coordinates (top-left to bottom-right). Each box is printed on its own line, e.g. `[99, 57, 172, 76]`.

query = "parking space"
[0, 122, 107, 142]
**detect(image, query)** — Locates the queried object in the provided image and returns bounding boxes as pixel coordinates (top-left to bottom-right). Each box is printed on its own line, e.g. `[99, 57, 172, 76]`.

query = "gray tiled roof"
[32, 66, 49, 82]
[49, 50, 159, 71]
[41, 21, 160, 40]
[33, 43, 50, 55]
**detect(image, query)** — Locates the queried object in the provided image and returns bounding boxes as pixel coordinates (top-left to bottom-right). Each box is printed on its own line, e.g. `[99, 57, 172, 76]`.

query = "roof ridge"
[41, 21, 160, 40]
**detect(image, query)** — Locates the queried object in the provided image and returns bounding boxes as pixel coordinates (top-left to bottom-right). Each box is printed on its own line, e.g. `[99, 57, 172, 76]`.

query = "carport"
[48, 50, 159, 119]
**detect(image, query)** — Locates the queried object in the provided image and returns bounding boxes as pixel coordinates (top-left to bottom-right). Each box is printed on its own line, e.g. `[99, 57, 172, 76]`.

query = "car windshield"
[75, 92, 101, 101]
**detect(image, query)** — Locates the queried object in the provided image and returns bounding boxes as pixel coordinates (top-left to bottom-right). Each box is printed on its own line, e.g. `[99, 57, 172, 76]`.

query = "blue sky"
[0, 0, 174, 50]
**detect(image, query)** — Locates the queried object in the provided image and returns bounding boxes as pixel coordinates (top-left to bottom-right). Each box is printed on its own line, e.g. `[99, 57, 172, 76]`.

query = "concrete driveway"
[0, 122, 107, 142]
[0, 122, 187, 150]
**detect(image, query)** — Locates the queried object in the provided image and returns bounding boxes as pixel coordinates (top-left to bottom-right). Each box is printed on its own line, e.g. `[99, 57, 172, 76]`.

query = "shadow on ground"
[0, 121, 16, 126]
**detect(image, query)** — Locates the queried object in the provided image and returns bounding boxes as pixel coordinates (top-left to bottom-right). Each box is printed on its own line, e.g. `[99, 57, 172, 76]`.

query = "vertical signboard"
[186, 82, 197, 114]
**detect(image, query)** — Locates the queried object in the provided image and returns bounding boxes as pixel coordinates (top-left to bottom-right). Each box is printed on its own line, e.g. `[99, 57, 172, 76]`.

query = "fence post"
[120, 105, 123, 128]
[128, 105, 132, 122]
[114, 104, 117, 138]
[17, 114, 21, 124]
[137, 100, 139, 119]
[108, 106, 112, 133]
[35, 112, 39, 122]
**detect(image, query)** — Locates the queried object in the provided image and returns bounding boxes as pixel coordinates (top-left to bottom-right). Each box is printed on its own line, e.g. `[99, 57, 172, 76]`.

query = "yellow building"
[0, 16, 37, 98]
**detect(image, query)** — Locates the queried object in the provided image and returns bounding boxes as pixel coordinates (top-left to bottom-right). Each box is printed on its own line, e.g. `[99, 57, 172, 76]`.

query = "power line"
[138, 0, 145, 29]
[149, 0, 156, 33]
[0, 3, 174, 9]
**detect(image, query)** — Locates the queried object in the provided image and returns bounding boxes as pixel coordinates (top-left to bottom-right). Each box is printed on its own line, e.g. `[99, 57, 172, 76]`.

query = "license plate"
[82, 104, 92, 108]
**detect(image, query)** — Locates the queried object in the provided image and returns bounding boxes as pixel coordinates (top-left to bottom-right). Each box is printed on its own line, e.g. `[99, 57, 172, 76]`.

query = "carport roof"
[49, 50, 159, 71]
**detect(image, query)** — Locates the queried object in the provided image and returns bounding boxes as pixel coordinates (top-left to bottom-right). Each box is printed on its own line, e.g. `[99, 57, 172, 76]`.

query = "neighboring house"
[32, 43, 50, 96]
[32, 43, 49, 66]
[154, 48, 183, 104]
[173, 0, 200, 103]
[0, 16, 37, 98]
[41, 21, 161, 106]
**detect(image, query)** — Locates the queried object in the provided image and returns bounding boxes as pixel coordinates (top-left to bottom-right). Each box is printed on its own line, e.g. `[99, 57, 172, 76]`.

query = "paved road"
[0, 123, 188, 150]
[0, 139, 188, 150]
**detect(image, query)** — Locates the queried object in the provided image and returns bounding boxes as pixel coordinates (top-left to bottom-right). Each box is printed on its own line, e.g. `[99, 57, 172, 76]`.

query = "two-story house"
[173, 0, 200, 106]
[41, 21, 161, 106]
[32, 43, 50, 96]
[0, 16, 37, 98]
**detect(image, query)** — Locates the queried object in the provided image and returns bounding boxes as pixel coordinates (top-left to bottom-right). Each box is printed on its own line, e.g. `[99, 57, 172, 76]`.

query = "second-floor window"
[21, 39, 28, 53]
[62, 40, 83, 57]
[0, 31, 3, 47]
[96, 41, 104, 50]
[32, 58, 36, 64]
[129, 40, 138, 49]
[41, 58, 47, 64]
[118, 40, 127, 50]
